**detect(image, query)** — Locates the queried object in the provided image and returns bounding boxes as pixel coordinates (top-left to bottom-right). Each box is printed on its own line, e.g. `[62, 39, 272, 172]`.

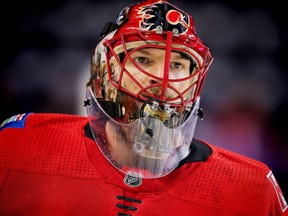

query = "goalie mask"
[86, 0, 213, 179]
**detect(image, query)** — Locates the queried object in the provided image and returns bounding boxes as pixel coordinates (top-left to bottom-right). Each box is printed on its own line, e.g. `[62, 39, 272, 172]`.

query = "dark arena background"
[1, 0, 287, 195]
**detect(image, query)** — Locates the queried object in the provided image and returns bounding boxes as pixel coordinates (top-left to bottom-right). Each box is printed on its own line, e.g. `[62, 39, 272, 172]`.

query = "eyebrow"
[132, 49, 153, 56]
[133, 49, 190, 60]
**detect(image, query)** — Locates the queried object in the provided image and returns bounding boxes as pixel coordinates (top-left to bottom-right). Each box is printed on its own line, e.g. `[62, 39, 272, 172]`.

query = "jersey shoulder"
[208, 141, 269, 171]
[171, 139, 288, 215]
[199, 140, 288, 214]
[205, 140, 271, 184]
[0, 112, 87, 132]
[0, 113, 98, 178]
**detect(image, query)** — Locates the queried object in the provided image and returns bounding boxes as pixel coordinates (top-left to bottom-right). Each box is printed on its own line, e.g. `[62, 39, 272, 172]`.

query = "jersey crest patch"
[0, 113, 31, 131]
[267, 170, 288, 212]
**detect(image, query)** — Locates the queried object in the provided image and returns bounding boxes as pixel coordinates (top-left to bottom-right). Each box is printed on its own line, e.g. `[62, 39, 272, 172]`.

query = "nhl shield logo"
[124, 174, 142, 187]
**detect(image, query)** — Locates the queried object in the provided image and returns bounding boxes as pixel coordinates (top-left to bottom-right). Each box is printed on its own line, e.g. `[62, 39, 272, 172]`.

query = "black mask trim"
[100, 21, 114, 39]
[85, 123, 94, 140]
[98, 100, 123, 117]
[177, 139, 212, 168]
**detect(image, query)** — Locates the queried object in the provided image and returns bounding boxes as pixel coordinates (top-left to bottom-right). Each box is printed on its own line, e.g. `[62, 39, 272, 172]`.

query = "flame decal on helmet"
[137, 3, 189, 34]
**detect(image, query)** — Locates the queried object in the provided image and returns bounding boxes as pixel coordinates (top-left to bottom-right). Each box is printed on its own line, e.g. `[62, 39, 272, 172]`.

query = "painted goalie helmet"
[86, 0, 213, 179]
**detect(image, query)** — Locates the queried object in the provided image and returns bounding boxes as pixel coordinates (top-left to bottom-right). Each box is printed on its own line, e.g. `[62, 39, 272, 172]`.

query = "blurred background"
[1, 0, 287, 194]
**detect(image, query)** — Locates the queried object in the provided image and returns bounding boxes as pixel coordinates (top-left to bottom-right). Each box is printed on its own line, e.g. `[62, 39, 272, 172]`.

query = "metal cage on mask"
[103, 29, 211, 105]
[91, 29, 212, 126]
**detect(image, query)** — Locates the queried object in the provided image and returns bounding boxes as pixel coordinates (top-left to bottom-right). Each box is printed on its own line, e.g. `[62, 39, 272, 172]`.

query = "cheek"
[169, 71, 191, 88]
[122, 64, 147, 88]
[168, 81, 189, 95]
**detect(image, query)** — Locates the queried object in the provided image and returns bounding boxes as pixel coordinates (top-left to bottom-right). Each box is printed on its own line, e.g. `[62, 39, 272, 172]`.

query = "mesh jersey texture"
[0, 113, 99, 179]
[0, 113, 287, 216]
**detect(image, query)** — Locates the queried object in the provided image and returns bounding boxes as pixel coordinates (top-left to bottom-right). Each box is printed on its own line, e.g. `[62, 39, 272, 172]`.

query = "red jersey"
[0, 113, 287, 216]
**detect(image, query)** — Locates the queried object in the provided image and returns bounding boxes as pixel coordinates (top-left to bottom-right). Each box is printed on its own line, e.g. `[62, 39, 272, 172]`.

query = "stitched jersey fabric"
[0, 113, 287, 216]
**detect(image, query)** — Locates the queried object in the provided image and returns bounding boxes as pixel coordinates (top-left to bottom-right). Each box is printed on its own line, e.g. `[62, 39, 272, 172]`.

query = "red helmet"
[91, 0, 212, 111]
[86, 0, 213, 179]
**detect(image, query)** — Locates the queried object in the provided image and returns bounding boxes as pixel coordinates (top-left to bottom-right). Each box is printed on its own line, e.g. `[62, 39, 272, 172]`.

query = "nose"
[145, 61, 170, 101]
[148, 62, 165, 85]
